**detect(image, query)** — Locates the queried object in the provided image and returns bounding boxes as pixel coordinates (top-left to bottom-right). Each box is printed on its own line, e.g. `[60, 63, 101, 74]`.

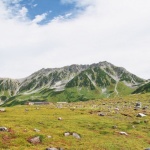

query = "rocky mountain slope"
[132, 80, 150, 94]
[0, 61, 146, 106]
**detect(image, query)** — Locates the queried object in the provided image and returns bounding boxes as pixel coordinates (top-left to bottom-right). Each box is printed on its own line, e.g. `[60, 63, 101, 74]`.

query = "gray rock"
[46, 148, 63, 150]
[28, 136, 41, 144]
[145, 148, 150, 150]
[98, 113, 105, 116]
[72, 132, 81, 139]
[136, 113, 146, 117]
[0, 127, 8, 131]
[64, 132, 70, 136]
[135, 102, 142, 108]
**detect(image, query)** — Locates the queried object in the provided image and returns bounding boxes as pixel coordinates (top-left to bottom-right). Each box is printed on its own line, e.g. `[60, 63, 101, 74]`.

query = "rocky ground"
[0, 93, 150, 150]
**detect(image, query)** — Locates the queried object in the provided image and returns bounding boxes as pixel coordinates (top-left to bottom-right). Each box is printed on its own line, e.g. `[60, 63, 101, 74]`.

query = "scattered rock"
[114, 108, 119, 111]
[64, 132, 71, 136]
[136, 113, 146, 117]
[119, 131, 128, 136]
[121, 113, 132, 117]
[135, 102, 142, 108]
[0, 108, 6, 112]
[47, 135, 52, 138]
[46, 148, 63, 150]
[64, 132, 81, 139]
[98, 113, 105, 116]
[112, 125, 117, 129]
[72, 132, 81, 139]
[143, 106, 148, 110]
[58, 117, 62, 120]
[34, 128, 40, 132]
[24, 129, 27, 132]
[0, 127, 8, 132]
[28, 136, 41, 144]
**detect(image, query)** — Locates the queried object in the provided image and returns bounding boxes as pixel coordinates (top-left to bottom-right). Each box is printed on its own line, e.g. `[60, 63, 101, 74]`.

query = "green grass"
[0, 93, 150, 149]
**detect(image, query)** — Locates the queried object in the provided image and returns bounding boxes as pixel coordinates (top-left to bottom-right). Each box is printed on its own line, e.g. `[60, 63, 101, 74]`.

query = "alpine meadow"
[0, 0, 150, 150]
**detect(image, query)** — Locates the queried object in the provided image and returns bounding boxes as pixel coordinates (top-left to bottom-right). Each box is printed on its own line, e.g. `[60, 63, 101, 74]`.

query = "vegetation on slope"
[132, 82, 150, 94]
[0, 93, 150, 150]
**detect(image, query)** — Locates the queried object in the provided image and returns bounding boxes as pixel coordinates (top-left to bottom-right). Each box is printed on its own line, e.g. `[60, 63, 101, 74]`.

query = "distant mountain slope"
[132, 81, 150, 94]
[0, 78, 19, 101]
[0, 61, 146, 106]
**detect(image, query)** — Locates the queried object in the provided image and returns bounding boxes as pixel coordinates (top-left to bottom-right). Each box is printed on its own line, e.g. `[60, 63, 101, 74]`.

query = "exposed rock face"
[0, 61, 146, 105]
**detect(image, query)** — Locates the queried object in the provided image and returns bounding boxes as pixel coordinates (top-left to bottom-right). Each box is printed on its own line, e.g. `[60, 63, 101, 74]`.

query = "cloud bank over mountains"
[0, 0, 150, 79]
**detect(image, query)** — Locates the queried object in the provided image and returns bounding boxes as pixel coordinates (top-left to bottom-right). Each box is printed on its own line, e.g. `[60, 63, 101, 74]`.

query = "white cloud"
[32, 13, 47, 24]
[18, 7, 28, 19]
[33, 4, 38, 8]
[0, 0, 150, 79]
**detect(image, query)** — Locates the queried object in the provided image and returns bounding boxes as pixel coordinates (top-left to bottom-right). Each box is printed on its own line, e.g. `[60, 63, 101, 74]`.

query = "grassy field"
[0, 93, 150, 150]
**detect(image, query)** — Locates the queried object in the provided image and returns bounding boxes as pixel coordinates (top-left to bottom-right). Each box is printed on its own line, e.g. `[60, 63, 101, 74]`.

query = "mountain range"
[0, 61, 149, 106]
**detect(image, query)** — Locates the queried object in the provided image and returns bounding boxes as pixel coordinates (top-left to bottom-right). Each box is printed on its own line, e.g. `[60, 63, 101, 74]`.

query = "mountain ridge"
[0, 61, 147, 106]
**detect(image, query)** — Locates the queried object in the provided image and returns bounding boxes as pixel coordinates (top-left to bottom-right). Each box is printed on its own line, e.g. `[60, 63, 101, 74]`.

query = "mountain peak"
[0, 61, 146, 106]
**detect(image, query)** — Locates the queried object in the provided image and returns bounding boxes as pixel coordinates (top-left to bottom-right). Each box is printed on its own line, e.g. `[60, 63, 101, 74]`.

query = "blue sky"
[0, 0, 150, 79]
[5, 0, 81, 24]
[20, 0, 75, 23]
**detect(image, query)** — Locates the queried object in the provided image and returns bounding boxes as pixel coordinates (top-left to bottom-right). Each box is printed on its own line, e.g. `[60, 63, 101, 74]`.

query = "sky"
[0, 0, 150, 79]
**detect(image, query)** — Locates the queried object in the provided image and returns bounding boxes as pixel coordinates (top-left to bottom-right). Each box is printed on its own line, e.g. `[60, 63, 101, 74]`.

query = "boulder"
[58, 117, 62, 120]
[64, 132, 71, 136]
[119, 131, 128, 136]
[0, 108, 6, 112]
[28, 136, 41, 144]
[0, 127, 8, 132]
[136, 113, 146, 117]
[135, 102, 142, 108]
[72, 132, 81, 139]
[64, 132, 81, 139]
[145, 148, 150, 150]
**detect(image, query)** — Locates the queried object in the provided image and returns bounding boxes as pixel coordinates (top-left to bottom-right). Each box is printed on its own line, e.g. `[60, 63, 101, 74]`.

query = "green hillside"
[132, 82, 150, 94]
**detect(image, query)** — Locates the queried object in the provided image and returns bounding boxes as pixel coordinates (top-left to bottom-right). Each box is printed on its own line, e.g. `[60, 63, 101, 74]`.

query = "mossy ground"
[0, 93, 150, 150]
